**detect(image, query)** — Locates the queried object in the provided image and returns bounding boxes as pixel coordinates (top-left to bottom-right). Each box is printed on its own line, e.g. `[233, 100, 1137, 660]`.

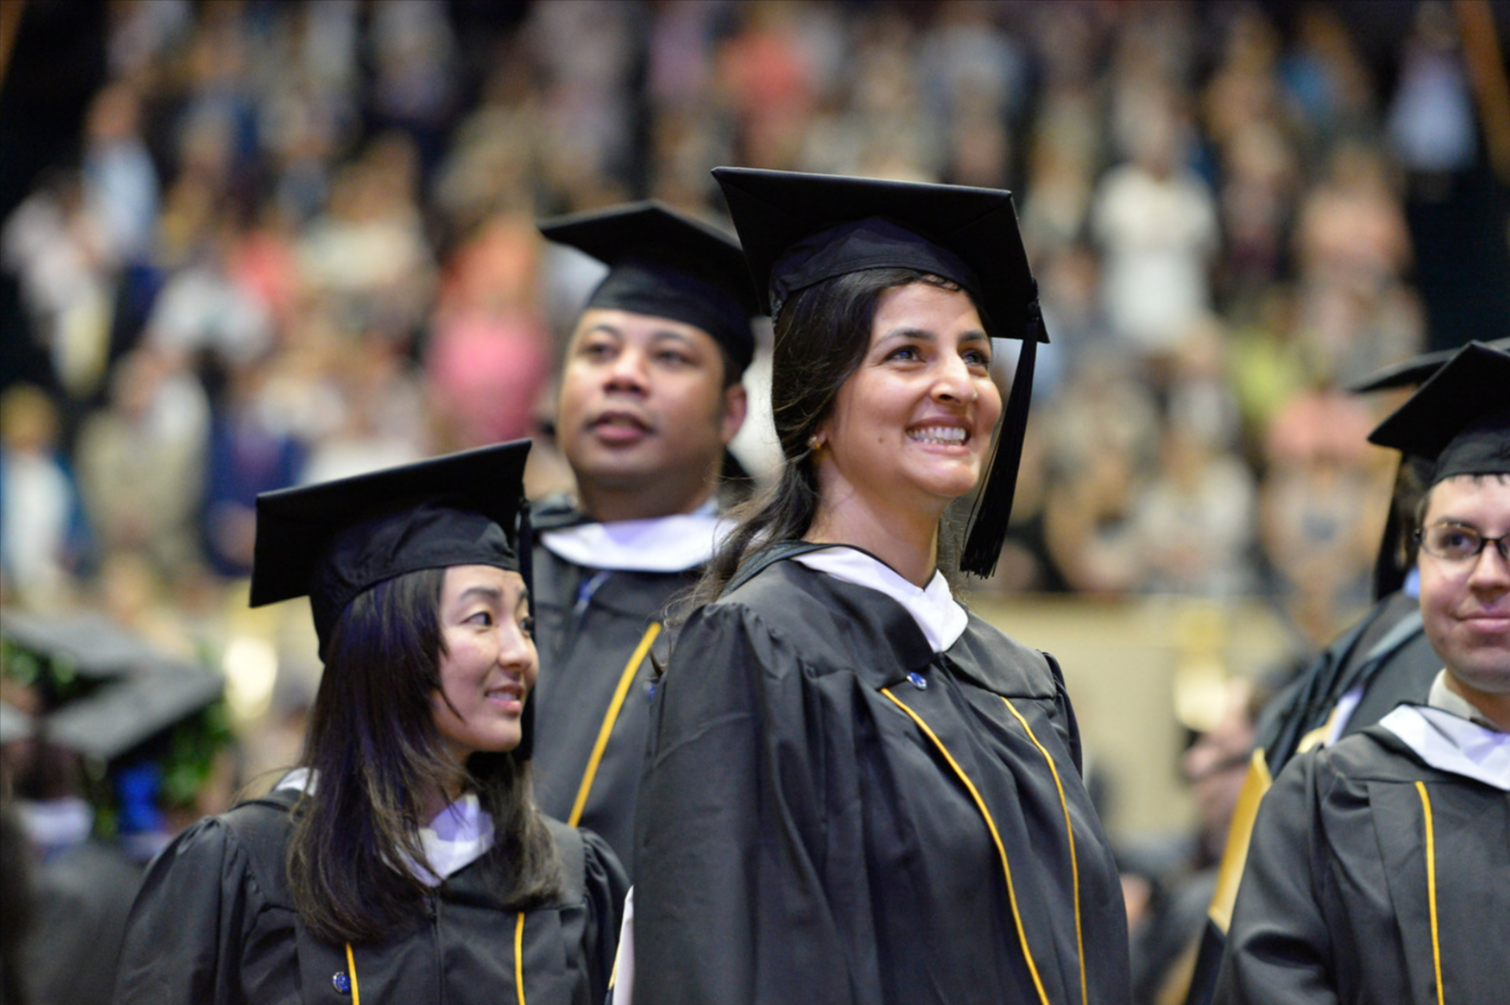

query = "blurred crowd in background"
[1, 0, 1508, 998]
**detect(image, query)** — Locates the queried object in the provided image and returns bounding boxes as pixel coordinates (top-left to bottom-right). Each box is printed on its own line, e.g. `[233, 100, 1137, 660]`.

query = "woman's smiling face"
[815, 281, 1002, 517]
[431, 565, 537, 762]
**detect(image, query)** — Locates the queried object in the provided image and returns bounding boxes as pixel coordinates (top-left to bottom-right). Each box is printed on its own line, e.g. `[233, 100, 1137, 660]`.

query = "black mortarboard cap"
[1350, 338, 1510, 597]
[712, 167, 1046, 576]
[1, 611, 223, 761]
[539, 202, 759, 376]
[251, 441, 532, 659]
[1368, 342, 1510, 485]
[2, 610, 172, 680]
[45, 663, 224, 762]
[1348, 337, 1510, 393]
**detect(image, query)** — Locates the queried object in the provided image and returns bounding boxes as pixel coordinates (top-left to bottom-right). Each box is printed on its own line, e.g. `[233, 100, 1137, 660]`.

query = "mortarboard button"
[908, 672, 928, 691]
[332, 971, 352, 995]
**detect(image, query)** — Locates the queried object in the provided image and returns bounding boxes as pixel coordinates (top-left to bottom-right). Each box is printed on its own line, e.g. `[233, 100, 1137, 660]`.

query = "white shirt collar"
[541, 508, 730, 573]
[1379, 704, 1510, 791]
[276, 769, 495, 884]
[413, 792, 494, 885]
[791, 546, 968, 654]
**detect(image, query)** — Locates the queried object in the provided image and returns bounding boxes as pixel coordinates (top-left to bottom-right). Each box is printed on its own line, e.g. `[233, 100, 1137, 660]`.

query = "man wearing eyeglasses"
[1215, 341, 1510, 1005]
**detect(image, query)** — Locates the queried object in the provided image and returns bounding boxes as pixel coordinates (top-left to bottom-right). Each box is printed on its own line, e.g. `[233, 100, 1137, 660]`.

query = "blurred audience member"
[1091, 100, 1220, 366]
[74, 347, 210, 574]
[0, 387, 89, 610]
[2, 171, 118, 400]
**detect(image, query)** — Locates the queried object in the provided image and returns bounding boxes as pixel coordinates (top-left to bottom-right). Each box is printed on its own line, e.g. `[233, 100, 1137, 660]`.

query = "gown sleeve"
[633, 602, 853, 1005]
[1043, 651, 1085, 776]
[579, 826, 631, 1000]
[1212, 754, 1340, 1005]
[113, 816, 257, 1005]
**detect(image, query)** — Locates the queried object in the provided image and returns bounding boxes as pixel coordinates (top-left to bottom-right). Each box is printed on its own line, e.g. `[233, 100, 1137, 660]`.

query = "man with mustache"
[529, 203, 756, 873]
[1215, 342, 1510, 1005]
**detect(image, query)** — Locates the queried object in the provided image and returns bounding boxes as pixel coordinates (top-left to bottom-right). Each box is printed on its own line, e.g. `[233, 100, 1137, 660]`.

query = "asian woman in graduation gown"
[113, 442, 627, 1005]
[632, 169, 1131, 1005]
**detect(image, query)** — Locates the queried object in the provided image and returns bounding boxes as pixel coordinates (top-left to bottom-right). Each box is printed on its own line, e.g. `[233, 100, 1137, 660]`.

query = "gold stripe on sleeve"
[1415, 781, 1444, 1005]
[568, 622, 663, 827]
[881, 687, 1052, 1005]
[1002, 698, 1086, 1005]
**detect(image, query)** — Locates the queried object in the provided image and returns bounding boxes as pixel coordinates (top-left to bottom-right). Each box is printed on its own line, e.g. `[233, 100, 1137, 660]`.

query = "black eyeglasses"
[1416, 523, 1510, 564]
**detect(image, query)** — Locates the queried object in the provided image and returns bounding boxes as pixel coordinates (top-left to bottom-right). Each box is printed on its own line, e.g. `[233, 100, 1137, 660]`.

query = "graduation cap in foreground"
[1368, 341, 1510, 486]
[712, 167, 1045, 576]
[539, 202, 760, 376]
[252, 440, 533, 655]
[1348, 337, 1510, 393]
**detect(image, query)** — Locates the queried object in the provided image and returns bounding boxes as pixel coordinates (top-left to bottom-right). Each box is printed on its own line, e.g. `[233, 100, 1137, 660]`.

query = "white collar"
[792, 546, 968, 654]
[541, 510, 730, 573]
[1379, 704, 1510, 791]
[413, 792, 494, 885]
[17, 797, 94, 855]
[276, 769, 495, 884]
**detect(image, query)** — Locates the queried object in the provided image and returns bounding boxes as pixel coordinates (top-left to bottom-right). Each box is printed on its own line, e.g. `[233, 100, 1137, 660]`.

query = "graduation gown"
[633, 556, 1131, 1005]
[1215, 712, 1510, 1005]
[26, 838, 141, 1005]
[530, 503, 709, 873]
[112, 789, 627, 1005]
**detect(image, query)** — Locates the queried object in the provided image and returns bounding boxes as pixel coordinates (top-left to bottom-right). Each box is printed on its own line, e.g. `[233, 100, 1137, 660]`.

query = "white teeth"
[910, 426, 967, 444]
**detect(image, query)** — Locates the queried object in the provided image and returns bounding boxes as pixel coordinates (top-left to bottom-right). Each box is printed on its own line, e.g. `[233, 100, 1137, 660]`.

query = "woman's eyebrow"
[456, 585, 504, 605]
[876, 327, 990, 344]
[878, 327, 937, 343]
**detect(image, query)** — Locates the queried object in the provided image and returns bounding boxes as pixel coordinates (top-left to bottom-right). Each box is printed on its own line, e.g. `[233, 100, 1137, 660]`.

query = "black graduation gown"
[25, 838, 141, 1004]
[633, 559, 1131, 1005]
[1214, 724, 1510, 1005]
[530, 513, 694, 874]
[112, 789, 627, 1005]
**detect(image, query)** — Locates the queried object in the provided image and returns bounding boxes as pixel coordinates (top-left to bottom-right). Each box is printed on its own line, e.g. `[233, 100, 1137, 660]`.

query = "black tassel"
[1371, 458, 1405, 602]
[960, 301, 1042, 578]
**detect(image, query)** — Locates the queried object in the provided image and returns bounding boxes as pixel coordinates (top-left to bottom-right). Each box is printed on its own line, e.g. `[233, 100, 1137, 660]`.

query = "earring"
[807, 434, 824, 452]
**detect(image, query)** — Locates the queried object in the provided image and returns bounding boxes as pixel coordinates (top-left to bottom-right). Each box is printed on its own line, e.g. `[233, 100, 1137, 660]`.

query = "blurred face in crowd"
[431, 565, 536, 762]
[813, 282, 1001, 525]
[1418, 474, 1510, 719]
[557, 308, 745, 521]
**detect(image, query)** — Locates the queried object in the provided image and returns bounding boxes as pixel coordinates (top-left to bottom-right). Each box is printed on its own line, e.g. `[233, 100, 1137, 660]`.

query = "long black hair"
[287, 567, 561, 944]
[692, 268, 965, 606]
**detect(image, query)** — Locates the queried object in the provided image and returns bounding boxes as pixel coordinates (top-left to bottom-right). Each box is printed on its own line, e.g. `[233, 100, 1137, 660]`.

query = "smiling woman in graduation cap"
[630, 170, 1131, 1005]
[113, 442, 627, 1005]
